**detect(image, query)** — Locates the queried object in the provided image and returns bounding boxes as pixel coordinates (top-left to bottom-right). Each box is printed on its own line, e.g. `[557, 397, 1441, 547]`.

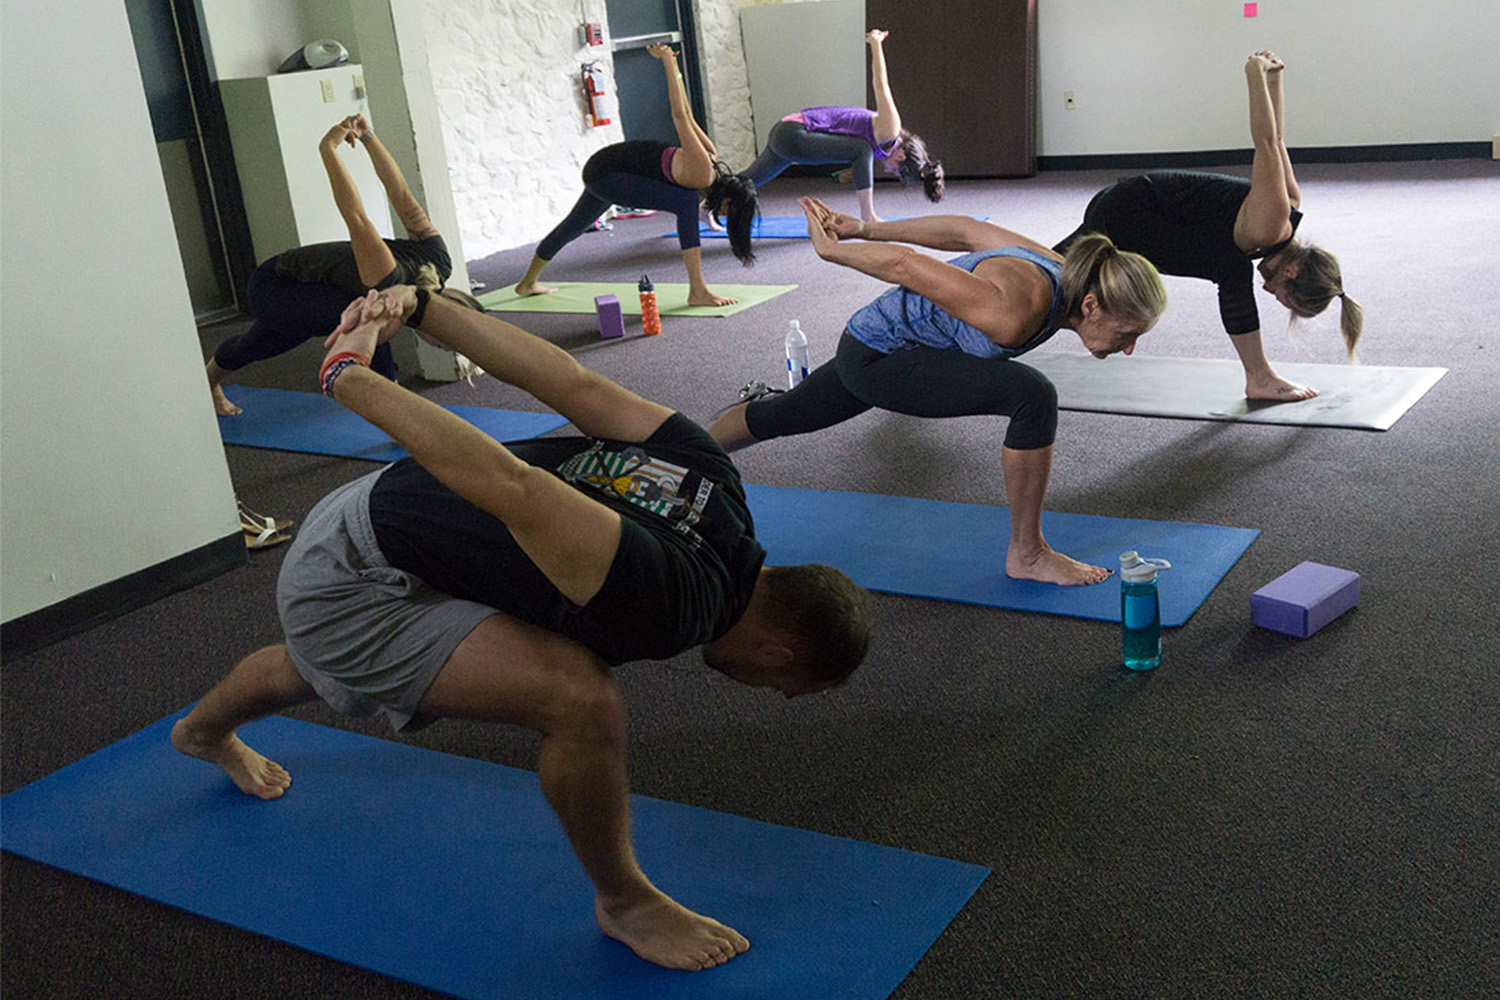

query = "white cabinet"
[219, 65, 392, 264]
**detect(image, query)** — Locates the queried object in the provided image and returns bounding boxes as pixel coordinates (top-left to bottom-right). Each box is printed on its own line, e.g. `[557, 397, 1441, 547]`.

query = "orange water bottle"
[638, 274, 661, 336]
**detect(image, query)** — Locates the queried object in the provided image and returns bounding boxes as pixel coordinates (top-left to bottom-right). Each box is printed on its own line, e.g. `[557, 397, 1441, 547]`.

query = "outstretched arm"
[798, 198, 1029, 346]
[866, 30, 901, 144]
[1235, 54, 1296, 253]
[333, 288, 675, 444]
[647, 44, 716, 188]
[1260, 52, 1301, 209]
[349, 115, 440, 239]
[319, 119, 398, 286]
[806, 197, 1053, 255]
[321, 300, 626, 606]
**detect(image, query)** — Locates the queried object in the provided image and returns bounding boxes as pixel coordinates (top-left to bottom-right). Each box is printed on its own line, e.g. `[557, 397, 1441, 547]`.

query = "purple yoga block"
[594, 294, 624, 339]
[1250, 561, 1360, 638]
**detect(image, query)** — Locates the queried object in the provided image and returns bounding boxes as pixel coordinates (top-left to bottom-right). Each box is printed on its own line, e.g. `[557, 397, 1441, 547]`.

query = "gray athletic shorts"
[276, 469, 497, 733]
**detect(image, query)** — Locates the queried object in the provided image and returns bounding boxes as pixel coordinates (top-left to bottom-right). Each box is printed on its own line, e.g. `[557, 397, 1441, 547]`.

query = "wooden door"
[863, 0, 1037, 177]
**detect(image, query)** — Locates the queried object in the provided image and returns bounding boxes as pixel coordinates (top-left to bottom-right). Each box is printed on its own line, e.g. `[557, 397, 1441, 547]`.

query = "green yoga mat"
[476, 282, 796, 318]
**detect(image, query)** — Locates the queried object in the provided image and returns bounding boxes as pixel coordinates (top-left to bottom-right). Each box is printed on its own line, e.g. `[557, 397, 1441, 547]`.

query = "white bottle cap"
[1120, 551, 1171, 582]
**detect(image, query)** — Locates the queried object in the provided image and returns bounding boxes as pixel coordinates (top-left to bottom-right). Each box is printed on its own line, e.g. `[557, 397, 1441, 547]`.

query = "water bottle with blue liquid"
[1120, 551, 1172, 670]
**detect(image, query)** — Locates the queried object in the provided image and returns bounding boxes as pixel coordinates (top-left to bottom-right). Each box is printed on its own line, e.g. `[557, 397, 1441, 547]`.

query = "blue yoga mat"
[745, 485, 1258, 626]
[681, 216, 990, 239]
[2, 711, 988, 1000]
[218, 386, 569, 462]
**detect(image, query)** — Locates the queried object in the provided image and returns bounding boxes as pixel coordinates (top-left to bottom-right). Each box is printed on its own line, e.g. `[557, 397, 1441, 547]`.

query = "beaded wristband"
[407, 287, 432, 329]
[319, 351, 371, 396]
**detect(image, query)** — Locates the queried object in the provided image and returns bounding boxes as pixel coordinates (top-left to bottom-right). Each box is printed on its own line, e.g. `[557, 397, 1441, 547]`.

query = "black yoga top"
[1055, 171, 1302, 336]
[582, 140, 677, 186]
[274, 234, 452, 294]
[368, 414, 765, 666]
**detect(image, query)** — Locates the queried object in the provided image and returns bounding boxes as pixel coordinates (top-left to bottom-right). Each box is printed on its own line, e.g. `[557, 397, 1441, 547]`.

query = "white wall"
[421, 0, 821, 261]
[1038, 0, 1500, 156]
[417, 0, 624, 262]
[196, 0, 308, 78]
[1, 1, 239, 623]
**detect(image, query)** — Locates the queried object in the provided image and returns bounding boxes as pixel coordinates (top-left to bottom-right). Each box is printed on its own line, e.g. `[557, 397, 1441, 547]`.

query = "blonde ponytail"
[1059, 233, 1166, 329]
[1283, 243, 1361, 360]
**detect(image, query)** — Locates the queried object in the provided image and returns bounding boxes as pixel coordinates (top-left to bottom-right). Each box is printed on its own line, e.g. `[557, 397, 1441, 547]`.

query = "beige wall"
[1038, 0, 1500, 156]
[1, 0, 240, 622]
[420, 0, 818, 260]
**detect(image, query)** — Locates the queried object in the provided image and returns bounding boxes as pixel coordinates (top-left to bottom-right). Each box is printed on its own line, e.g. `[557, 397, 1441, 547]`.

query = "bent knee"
[1002, 370, 1058, 449]
[545, 661, 626, 743]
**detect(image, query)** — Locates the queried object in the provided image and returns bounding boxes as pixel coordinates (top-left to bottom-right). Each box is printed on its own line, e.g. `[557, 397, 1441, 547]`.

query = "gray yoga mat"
[1021, 354, 1447, 430]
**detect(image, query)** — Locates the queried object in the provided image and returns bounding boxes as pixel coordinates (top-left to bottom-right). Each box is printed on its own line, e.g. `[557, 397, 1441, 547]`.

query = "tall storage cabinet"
[218, 65, 392, 265]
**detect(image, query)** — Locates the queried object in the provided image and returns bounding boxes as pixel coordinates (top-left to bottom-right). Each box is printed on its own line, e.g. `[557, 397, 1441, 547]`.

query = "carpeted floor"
[4, 159, 1498, 999]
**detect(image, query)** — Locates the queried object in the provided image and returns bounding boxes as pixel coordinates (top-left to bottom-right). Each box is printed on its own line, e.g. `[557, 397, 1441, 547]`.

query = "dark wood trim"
[172, 0, 257, 302]
[1038, 141, 1491, 172]
[1, 534, 247, 658]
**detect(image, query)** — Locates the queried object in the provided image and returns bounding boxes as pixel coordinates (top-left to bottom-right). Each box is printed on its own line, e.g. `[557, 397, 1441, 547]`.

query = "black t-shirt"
[1068, 172, 1303, 336]
[366, 413, 765, 665]
[274, 234, 452, 294]
[582, 140, 675, 186]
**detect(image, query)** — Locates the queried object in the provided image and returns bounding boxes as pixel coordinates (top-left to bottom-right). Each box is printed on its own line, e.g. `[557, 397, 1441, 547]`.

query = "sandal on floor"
[711, 379, 784, 419]
[238, 500, 294, 550]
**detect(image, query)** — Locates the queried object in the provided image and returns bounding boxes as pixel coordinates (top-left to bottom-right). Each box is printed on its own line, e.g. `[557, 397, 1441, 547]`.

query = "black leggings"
[536, 172, 701, 260]
[214, 259, 397, 379]
[745, 121, 877, 190]
[744, 333, 1058, 451]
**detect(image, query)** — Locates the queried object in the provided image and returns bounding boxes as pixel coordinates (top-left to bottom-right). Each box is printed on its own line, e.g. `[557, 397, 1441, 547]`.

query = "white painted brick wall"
[419, 0, 814, 260]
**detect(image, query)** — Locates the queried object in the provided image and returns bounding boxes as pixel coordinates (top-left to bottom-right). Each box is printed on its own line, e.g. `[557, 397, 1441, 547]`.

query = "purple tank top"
[660, 146, 678, 183]
[800, 106, 892, 160]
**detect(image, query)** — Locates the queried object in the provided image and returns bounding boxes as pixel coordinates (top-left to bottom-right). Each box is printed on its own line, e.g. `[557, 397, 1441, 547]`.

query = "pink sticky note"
[1244, 2, 1257, 15]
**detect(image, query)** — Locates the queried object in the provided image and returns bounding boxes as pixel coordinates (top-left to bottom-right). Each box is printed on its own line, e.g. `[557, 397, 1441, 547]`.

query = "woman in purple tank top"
[744, 30, 944, 222]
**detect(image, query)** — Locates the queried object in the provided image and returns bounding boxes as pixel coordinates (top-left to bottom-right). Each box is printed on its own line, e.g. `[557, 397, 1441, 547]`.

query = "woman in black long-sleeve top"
[1055, 52, 1362, 402]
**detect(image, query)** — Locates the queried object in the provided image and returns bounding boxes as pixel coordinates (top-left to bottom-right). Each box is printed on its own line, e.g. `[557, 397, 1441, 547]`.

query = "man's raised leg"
[171, 644, 318, 799]
[417, 613, 750, 972]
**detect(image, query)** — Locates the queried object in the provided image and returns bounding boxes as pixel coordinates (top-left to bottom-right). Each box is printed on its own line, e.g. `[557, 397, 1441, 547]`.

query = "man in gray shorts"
[172, 285, 872, 973]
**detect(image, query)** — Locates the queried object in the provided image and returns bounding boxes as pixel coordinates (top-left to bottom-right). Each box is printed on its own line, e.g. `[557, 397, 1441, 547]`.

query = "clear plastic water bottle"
[785, 319, 809, 388]
[1120, 550, 1172, 670]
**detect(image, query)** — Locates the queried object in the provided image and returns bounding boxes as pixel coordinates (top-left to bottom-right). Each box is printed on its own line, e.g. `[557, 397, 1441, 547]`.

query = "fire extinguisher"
[582, 61, 614, 127]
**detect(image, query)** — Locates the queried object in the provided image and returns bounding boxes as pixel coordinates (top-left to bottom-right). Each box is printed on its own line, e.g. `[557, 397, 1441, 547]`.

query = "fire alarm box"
[580, 22, 603, 46]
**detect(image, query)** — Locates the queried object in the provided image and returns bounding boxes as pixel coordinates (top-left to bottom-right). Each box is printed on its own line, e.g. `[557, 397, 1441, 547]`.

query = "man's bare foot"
[514, 281, 556, 297]
[688, 290, 737, 307]
[1246, 372, 1317, 401]
[1007, 546, 1112, 586]
[171, 717, 291, 800]
[596, 888, 749, 971]
[211, 384, 242, 417]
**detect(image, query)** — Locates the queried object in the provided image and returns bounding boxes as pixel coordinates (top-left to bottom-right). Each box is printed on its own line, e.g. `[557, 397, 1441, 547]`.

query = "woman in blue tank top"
[710, 197, 1167, 587]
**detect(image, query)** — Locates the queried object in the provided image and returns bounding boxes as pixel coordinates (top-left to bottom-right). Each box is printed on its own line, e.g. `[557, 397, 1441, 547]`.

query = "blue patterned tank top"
[845, 246, 1064, 358]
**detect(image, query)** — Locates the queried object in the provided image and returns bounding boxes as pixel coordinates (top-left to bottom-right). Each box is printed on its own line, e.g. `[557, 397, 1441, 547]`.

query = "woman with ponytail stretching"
[743, 29, 944, 222]
[1054, 52, 1362, 401]
[709, 197, 1166, 587]
[515, 43, 758, 307]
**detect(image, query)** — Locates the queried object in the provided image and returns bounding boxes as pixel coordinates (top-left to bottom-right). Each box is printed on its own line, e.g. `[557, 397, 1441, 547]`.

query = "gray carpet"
[4, 159, 1498, 999]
